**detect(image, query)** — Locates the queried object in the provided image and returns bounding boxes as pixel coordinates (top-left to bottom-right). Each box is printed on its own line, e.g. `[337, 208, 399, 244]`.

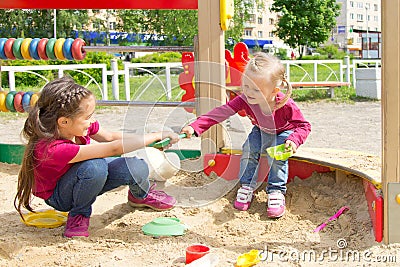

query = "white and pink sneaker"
[267, 191, 286, 218]
[234, 185, 254, 211]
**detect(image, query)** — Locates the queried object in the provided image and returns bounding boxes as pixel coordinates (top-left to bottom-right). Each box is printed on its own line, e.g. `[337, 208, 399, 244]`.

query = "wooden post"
[382, 0, 400, 244]
[197, 0, 226, 154]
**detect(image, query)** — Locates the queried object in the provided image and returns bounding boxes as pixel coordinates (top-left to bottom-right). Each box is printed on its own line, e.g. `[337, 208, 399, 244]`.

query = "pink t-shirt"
[33, 121, 100, 199]
[190, 92, 311, 147]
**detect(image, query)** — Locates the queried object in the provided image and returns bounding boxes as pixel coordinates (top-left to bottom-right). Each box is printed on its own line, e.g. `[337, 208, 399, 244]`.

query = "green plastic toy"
[142, 217, 187, 237]
[149, 133, 187, 149]
[266, 144, 293, 161]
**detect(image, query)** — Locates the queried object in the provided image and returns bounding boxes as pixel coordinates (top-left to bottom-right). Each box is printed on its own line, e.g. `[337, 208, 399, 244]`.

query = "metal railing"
[0, 57, 382, 102]
[1, 63, 108, 98]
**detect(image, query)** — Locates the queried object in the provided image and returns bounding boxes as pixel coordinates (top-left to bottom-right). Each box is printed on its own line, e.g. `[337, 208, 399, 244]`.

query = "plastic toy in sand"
[266, 144, 293, 161]
[142, 217, 187, 237]
[123, 147, 181, 182]
[21, 209, 68, 228]
[235, 249, 261, 267]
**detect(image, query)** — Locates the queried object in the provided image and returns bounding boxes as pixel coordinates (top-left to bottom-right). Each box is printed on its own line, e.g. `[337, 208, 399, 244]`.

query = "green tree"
[271, 0, 340, 58]
[0, 10, 88, 38]
[117, 0, 263, 47]
[117, 10, 198, 46]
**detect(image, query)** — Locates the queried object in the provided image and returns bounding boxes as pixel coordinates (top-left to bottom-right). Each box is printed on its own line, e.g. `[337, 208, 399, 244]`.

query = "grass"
[0, 63, 378, 120]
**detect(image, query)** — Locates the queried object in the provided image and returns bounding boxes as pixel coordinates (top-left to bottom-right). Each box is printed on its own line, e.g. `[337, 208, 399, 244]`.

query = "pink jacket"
[190, 92, 311, 147]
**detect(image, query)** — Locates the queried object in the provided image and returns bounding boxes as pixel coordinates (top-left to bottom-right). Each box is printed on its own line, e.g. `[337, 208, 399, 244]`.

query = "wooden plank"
[0, 0, 198, 9]
[210, 0, 226, 151]
[335, 170, 348, 184]
[292, 147, 381, 188]
[214, 147, 381, 188]
[198, 0, 212, 154]
[382, 0, 400, 244]
[197, 0, 225, 154]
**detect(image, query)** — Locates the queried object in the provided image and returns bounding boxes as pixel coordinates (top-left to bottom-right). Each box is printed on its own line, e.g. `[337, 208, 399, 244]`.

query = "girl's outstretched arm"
[69, 131, 179, 163]
[91, 127, 123, 142]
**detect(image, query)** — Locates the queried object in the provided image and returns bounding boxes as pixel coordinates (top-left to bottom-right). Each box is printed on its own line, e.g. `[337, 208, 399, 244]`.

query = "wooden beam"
[382, 0, 400, 244]
[197, 0, 225, 154]
[0, 0, 198, 9]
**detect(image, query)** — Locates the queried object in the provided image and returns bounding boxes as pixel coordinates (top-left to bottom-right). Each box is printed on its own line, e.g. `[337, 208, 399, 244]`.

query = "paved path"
[0, 101, 382, 157]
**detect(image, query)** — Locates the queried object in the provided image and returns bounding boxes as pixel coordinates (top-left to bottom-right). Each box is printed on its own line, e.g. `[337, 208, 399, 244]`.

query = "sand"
[1, 100, 399, 267]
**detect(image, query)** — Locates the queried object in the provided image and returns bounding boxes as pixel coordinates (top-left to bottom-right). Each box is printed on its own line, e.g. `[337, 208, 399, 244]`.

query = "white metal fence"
[0, 57, 382, 101]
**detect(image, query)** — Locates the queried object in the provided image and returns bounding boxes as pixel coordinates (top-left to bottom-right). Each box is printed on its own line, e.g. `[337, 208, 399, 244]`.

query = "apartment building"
[241, 0, 381, 58]
[241, 0, 287, 52]
[332, 0, 381, 58]
[81, 1, 381, 59]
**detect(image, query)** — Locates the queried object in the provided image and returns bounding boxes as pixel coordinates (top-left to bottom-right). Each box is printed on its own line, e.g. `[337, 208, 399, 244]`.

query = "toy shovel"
[149, 133, 187, 149]
[314, 206, 350, 232]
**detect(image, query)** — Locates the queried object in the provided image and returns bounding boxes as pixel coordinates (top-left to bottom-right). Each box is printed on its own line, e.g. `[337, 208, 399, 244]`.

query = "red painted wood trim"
[0, 0, 198, 9]
[363, 180, 383, 242]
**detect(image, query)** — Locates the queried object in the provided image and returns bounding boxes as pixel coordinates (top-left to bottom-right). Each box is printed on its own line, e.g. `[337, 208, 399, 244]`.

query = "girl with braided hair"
[15, 76, 179, 238]
[181, 53, 311, 218]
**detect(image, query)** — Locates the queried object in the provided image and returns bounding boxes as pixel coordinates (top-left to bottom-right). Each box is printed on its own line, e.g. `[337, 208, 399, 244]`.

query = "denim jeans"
[45, 157, 150, 217]
[239, 126, 293, 194]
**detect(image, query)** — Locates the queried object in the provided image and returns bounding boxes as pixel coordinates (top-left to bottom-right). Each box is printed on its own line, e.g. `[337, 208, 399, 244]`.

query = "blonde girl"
[181, 53, 311, 218]
[15, 76, 179, 238]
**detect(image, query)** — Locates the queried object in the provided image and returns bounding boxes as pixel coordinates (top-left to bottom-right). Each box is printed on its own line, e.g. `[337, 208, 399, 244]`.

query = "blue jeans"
[239, 126, 293, 194]
[45, 157, 150, 217]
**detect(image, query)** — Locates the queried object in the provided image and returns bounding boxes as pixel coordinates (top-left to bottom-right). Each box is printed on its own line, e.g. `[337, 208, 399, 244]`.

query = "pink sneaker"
[64, 214, 90, 238]
[234, 185, 254, 211]
[267, 191, 286, 218]
[128, 184, 176, 211]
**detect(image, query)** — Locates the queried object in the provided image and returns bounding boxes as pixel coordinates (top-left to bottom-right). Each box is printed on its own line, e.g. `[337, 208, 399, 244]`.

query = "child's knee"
[77, 159, 108, 181]
[125, 157, 150, 183]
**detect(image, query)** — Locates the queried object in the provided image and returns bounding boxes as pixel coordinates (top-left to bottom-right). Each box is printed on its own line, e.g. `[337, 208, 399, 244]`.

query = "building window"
[109, 22, 116, 30]
[374, 16, 378, 22]
[268, 32, 274, 37]
[258, 17, 263, 24]
[269, 18, 274, 25]
[350, 13, 354, 20]
[350, 1, 354, 7]
[244, 29, 252, 37]
[374, 4, 378, 11]
[357, 2, 363, 9]
[258, 31, 263, 38]
[248, 14, 256, 23]
[357, 14, 363, 22]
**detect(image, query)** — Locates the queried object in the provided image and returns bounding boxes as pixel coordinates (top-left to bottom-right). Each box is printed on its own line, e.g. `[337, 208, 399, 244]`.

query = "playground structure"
[0, 0, 399, 244]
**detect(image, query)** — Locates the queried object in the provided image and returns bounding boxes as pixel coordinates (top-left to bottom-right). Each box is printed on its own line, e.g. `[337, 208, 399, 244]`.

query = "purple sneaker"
[233, 185, 254, 211]
[267, 191, 286, 218]
[64, 214, 90, 238]
[128, 184, 176, 211]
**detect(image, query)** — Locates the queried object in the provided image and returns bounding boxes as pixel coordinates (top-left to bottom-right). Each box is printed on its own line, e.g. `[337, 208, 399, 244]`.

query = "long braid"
[14, 76, 93, 219]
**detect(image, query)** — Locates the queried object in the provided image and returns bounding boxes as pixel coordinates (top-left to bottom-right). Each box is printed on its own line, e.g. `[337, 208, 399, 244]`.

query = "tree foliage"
[117, 10, 198, 46]
[117, 0, 264, 47]
[271, 0, 340, 56]
[0, 10, 88, 38]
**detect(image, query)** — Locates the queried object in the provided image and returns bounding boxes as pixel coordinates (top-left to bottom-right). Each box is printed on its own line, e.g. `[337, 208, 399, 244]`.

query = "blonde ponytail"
[275, 78, 292, 110]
